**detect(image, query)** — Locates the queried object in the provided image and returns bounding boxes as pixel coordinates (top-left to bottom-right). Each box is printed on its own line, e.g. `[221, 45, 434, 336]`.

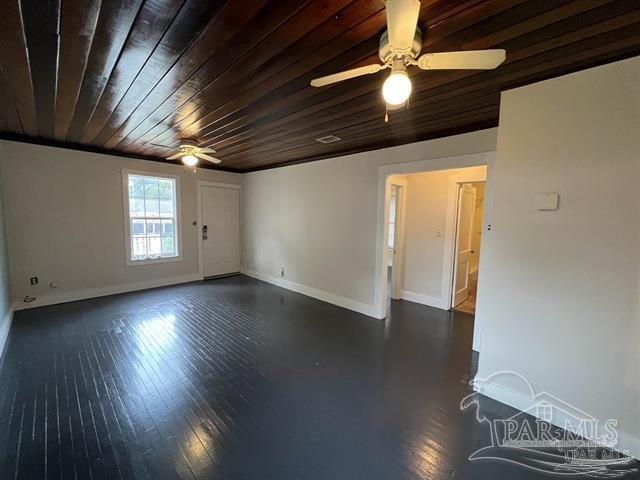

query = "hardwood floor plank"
[4, 277, 634, 478]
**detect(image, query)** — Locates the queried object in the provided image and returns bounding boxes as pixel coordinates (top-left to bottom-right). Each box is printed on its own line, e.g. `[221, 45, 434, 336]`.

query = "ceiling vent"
[315, 134, 341, 144]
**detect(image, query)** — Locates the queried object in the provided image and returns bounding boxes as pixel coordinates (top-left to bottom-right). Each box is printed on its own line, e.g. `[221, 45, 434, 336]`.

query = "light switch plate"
[535, 193, 559, 211]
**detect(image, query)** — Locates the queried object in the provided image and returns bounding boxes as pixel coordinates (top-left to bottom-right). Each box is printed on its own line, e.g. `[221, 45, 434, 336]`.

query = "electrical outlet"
[280, 267, 285, 277]
[30, 276, 39, 285]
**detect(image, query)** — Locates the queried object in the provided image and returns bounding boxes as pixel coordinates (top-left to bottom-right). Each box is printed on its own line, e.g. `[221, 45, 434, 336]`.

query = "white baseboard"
[0, 303, 15, 361]
[400, 290, 447, 310]
[474, 377, 640, 460]
[13, 273, 202, 311]
[242, 268, 381, 319]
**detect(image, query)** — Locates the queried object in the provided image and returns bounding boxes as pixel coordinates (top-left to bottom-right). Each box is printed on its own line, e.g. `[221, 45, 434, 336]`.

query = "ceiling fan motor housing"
[179, 139, 199, 149]
[379, 28, 422, 63]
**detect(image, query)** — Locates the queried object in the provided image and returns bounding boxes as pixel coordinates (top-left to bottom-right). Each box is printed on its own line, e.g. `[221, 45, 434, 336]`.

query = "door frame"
[445, 175, 486, 310]
[196, 181, 242, 280]
[375, 151, 495, 319]
[387, 176, 408, 299]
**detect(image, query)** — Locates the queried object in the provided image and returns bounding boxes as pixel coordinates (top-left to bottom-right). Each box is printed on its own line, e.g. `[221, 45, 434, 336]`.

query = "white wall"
[0, 141, 242, 309]
[469, 182, 485, 273]
[401, 166, 486, 308]
[242, 128, 497, 316]
[475, 57, 640, 457]
[0, 160, 12, 359]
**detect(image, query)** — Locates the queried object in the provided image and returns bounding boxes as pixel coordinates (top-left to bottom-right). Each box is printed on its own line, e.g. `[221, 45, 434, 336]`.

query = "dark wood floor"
[0, 276, 630, 479]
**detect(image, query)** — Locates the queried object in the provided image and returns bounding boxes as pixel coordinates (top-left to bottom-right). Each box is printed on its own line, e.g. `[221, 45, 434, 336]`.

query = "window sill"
[126, 255, 183, 267]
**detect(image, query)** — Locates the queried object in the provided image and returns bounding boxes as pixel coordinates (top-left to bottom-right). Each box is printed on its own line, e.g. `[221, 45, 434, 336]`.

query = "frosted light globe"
[182, 154, 198, 167]
[383, 71, 412, 105]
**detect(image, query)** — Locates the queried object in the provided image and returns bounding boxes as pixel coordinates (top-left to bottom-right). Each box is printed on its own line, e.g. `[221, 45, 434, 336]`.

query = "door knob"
[202, 225, 208, 240]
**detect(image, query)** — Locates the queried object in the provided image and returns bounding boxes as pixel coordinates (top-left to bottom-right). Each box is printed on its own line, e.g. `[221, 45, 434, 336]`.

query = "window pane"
[147, 236, 161, 256]
[131, 219, 145, 235]
[389, 195, 397, 223]
[129, 197, 145, 216]
[129, 176, 145, 197]
[162, 219, 174, 235]
[159, 199, 174, 217]
[158, 179, 174, 199]
[144, 177, 160, 198]
[145, 220, 161, 235]
[161, 236, 175, 255]
[144, 197, 160, 217]
[133, 236, 147, 258]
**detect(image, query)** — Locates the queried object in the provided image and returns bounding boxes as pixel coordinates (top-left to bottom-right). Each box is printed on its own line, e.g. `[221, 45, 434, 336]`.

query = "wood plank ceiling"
[0, 0, 638, 172]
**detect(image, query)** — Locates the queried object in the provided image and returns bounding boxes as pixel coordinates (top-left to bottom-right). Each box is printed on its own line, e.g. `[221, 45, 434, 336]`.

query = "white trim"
[399, 290, 447, 309]
[443, 172, 487, 311]
[13, 273, 201, 311]
[196, 181, 241, 190]
[0, 303, 15, 362]
[242, 268, 380, 318]
[375, 151, 496, 319]
[473, 377, 640, 460]
[197, 181, 243, 279]
[122, 169, 183, 267]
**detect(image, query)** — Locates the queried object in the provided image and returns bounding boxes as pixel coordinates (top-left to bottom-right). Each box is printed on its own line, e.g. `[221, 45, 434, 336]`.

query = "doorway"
[451, 181, 485, 314]
[198, 182, 241, 278]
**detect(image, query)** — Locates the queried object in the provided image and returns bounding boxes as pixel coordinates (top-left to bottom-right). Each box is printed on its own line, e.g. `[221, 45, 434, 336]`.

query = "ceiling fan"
[310, 0, 506, 110]
[156, 139, 221, 167]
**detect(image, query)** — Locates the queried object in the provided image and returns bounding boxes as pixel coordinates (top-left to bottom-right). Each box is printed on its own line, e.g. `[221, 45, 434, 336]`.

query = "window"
[388, 185, 398, 248]
[123, 170, 181, 265]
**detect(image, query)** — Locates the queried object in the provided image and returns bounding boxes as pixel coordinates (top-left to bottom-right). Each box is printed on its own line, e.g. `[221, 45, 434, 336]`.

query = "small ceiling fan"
[156, 139, 221, 167]
[310, 0, 506, 109]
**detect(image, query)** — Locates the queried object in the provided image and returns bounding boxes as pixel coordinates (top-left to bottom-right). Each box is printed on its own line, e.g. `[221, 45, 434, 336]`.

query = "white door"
[201, 185, 240, 277]
[452, 183, 476, 307]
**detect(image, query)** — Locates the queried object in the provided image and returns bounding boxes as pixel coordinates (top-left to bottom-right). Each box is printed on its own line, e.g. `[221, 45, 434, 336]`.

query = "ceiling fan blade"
[310, 64, 386, 87]
[198, 147, 216, 153]
[417, 49, 506, 70]
[166, 152, 183, 160]
[195, 152, 221, 164]
[386, 0, 421, 53]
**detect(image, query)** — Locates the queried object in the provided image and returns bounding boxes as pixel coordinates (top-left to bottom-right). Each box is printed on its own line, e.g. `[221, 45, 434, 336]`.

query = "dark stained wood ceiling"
[0, 0, 638, 172]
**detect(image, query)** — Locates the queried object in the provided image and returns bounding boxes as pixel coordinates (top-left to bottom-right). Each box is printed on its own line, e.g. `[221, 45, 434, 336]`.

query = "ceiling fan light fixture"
[383, 65, 412, 106]
[182, 154, 198, 167]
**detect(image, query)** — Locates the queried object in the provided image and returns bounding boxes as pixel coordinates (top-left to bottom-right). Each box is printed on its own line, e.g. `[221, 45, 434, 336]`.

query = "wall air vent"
[315, 135, 341, 144]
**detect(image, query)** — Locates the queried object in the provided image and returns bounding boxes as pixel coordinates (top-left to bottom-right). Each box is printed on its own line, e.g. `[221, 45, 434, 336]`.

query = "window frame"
[122, 169, 183, 267]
